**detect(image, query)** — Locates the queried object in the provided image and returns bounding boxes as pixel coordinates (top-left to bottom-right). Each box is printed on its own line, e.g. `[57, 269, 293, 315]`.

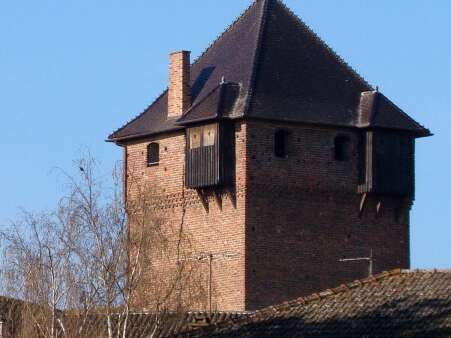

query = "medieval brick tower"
[109, 0, 430, 311]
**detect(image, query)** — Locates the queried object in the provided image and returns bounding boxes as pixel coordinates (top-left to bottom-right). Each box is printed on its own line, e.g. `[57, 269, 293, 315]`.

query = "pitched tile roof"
[60, 311, 250, 338]
[178, 270, 451, 337]
[108, 0, 430, 142]
[0, 301, 249, 338]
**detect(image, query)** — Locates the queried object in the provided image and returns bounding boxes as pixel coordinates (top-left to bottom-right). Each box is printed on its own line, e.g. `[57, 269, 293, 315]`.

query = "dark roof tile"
[109, 0, 266, 141]
[109, 0, 430, 142]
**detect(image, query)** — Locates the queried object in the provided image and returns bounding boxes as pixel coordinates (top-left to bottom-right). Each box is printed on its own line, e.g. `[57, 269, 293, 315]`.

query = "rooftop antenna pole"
[339, 249, 374, 277]
[181, 251, 239, 315]
[208, 253, 213, 316]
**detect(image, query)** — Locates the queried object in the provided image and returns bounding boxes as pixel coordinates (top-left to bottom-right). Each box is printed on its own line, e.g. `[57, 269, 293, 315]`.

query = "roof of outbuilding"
[60, 311, 250, 338]
[108, 0, 430, 142]
[0, 299, 250, 338]
[178, 270, 451, 337]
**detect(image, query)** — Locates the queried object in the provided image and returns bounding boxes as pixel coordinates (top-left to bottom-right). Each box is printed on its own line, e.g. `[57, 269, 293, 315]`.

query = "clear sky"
[0, 1, 449, 268]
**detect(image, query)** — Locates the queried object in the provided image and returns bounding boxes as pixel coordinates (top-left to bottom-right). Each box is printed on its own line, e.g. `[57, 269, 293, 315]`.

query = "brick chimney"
[168, 51, 191, 118]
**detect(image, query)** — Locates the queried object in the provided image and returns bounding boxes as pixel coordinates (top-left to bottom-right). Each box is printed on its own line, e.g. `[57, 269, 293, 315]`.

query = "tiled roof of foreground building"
[0, 303, 250, 338]
[177, 270, 451, 338]
[60, 311, 250, 338]
[108, 0, 430, 142]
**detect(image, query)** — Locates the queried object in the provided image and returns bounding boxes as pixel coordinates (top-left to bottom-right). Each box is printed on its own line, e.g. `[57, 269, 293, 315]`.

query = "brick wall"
[124, 118, 412, 312]
[168, 51, 191, 118]
[124, 121, 248, 312]
[244, 119, 411, 310]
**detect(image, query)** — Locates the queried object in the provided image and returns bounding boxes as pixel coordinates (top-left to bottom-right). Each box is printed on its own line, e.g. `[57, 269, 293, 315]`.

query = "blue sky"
[0, 1, 449, 268]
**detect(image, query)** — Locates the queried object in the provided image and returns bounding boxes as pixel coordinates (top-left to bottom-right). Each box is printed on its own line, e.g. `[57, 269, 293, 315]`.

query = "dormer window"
[147, 142, 159, 166]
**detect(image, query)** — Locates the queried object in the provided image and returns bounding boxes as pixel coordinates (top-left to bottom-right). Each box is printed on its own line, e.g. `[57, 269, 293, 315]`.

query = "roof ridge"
[248, 269, 404, 318]
[190, 1, 260, 67]
[185, 268, 451, 336]
[121, 310, 252, 316]
[401, 268, 451, 273]
[110, 1, 261, 141]
[243, 0, 271, 115]
[276, 0, 373, 90]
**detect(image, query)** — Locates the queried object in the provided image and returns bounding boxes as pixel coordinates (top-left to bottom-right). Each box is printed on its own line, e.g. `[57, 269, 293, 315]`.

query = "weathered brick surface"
[125, 121, 248, 312]
[244, 119, 410, 310]
[124, 119, 411, 312]
[168, 51, 191, 118]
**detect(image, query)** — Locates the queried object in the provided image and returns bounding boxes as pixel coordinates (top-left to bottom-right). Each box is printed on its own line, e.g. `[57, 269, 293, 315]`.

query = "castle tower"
[108, 0, 430, 311]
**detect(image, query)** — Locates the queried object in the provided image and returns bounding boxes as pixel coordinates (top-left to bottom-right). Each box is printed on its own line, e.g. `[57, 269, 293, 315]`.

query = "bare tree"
[0, 153, 207, 338]
[1, 210, 73, 338]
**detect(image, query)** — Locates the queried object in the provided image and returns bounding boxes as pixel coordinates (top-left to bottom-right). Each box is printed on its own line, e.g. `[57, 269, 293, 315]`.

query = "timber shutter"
[185, 122, 234, 188]
[358, 130, 414, 196]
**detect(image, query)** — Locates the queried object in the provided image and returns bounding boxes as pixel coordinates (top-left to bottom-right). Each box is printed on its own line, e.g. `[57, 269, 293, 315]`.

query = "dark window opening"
[147, 142, 159, 166]
[274, 130, 288, 158]
[334, 135, 351, 161]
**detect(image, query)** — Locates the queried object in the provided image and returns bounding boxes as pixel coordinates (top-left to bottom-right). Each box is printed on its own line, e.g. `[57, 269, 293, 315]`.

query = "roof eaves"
[245, 114, 358, 131]
[357, 124, 433, 137]
[401, 268, 451, 274]
[176, 116, 224, 126]
[107, 125, 184, 144]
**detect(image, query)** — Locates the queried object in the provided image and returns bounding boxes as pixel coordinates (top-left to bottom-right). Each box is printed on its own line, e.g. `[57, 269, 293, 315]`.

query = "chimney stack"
[168, 51, 191, 118]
